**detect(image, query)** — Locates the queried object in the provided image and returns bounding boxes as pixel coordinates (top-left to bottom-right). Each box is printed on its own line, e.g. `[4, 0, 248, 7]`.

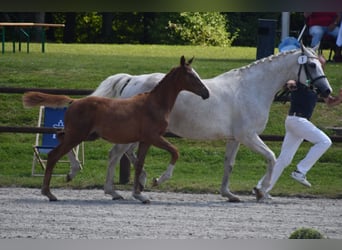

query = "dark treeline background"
[0, 12, 305, 47]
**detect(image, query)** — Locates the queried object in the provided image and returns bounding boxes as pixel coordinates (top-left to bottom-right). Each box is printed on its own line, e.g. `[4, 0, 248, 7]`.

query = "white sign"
[298, 55, 308, 64]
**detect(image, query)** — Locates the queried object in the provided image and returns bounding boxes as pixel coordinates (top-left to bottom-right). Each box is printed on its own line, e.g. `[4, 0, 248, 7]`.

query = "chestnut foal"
[23, 56, 209, 203]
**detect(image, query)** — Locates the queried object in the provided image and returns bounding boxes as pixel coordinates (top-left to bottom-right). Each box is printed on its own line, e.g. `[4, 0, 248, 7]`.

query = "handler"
[256, 74, 342, 198]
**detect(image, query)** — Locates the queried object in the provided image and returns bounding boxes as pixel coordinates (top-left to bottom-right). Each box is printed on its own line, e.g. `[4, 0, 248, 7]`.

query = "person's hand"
[286, 80, 297, 91]
[338, 88, 342, 100]
[318, 55, 326, 69]
[328, 22, 337, 32]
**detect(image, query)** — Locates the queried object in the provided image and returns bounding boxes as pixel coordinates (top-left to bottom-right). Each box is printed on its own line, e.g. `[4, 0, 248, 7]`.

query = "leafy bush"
[168, 12, 238, 46]
[289, 227, 325, 239]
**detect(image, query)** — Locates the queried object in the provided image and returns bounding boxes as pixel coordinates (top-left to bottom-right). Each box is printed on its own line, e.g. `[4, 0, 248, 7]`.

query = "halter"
[276, 52, 327, 103]
[296, 52, 327, 90]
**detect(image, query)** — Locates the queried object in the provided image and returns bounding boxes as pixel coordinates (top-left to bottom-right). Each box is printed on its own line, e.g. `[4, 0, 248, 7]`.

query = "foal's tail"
[23, 91, 75, 108]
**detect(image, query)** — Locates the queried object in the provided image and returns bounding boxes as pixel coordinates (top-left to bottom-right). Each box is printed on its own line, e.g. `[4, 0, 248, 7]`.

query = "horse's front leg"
[150, 137, 179, 186]
[240, 133, 276, 202]
[104, 144, 132, 200]
[132, 142, 151, 203]
[221, 140, 241, 202]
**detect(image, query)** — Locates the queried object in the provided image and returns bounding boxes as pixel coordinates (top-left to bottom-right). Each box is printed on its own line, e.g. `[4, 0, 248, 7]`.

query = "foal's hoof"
[253, 187, 265, 202]
[42, 188, 58, 202]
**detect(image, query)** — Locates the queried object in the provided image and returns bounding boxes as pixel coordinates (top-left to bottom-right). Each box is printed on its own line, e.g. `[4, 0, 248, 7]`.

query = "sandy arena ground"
[0, 187, 341, 239]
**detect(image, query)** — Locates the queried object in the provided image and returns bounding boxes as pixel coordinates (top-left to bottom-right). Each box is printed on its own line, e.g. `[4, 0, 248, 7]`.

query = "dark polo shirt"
[288, 83, 318, 120]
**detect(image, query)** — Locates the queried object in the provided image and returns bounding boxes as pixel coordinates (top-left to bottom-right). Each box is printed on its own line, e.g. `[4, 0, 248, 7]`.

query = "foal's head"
[171, 56, 209, 99]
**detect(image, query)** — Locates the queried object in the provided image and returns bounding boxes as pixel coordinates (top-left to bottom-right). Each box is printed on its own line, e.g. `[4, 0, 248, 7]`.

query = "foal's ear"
[180, 55, 186, 66]
[188, 56, 194, 65]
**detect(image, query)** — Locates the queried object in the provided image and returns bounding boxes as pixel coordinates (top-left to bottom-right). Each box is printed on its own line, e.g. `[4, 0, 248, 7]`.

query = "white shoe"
[291, 170, 311, 187]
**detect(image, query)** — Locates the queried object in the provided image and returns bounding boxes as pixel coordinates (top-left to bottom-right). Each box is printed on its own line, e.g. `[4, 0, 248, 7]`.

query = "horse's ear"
[300, 41, 305, 53]
[188, 56, 194, 65]
[312, 42, 320, 53]
[180, 56, 186, 66]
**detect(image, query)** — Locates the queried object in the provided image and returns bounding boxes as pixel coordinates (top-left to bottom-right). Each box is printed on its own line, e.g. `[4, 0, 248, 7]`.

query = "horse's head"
[297, 44, 332, 98]
[178, 55, 209, 99]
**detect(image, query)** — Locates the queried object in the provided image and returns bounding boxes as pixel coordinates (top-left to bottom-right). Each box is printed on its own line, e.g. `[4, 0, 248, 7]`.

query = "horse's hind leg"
[104, 144, 132, 200]
[221, 140, 241, 202]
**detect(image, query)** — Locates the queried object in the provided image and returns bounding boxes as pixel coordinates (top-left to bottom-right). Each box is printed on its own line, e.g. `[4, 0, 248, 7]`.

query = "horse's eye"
[309, 62, 316, 68]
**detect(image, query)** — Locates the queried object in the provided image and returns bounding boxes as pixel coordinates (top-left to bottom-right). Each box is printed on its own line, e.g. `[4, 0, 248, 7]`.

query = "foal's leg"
[221, 140, 241, 202]
[132, 142, 151, 203]
[124, 143, 148, 188]
[42, 141, 80, 201]
[56, 132, 82, 182]
[151, 137, 179, 186]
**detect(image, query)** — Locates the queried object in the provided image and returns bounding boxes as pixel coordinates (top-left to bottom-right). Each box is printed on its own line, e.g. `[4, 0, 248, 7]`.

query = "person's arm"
[328, 13, 341, 31]
[324, 88, 342, 107]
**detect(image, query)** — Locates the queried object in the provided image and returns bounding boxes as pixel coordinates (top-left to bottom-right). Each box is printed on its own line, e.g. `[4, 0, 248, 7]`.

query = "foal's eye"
[308, 63, 316, 68]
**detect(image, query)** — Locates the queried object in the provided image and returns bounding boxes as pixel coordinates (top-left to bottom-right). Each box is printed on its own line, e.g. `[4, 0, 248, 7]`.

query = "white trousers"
[258, 115, 332, 193]
[337, 25, 342, 47]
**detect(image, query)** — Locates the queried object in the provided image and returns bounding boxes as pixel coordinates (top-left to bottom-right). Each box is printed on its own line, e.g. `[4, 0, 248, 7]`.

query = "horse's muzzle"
[201, 89, 210, 100]
[319, 88, 331, 98]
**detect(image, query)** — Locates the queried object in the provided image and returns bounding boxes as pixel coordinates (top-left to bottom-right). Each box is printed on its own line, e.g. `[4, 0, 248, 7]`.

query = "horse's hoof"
[112, 195, 124, 200]
[133, 193, 150, 204]
[66, 174, 72, 182]
[105, 190, 124, 200]
[221, 190, 241, 202]
[152, 177, 158, 187]
[228, 196, 241, 203]
[253, 187, 265, 202]
[142, 199, 151, 204]
[42, 189, 58, 201]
